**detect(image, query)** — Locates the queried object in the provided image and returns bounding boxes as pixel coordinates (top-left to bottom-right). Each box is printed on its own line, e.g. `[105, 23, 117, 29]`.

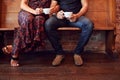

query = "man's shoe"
[52, 55, 64, 66]
[74, 54, 83, 66]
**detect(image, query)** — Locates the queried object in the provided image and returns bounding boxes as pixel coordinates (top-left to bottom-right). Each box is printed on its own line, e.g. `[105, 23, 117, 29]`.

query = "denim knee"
[87, 21, 94, 32]
[45, 16, 58, 32]
[81, 18, 94, 33]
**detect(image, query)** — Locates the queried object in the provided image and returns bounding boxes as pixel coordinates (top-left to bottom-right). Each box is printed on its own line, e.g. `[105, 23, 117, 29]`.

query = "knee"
[81, 20, 94, 33]
[44, 19, 52, 32]
[87, 21, 94, 30]
[45, 16, 57, 32]
[18, 13, 34, 25]
[84, 18, 94, 31]
[26, 15, 34, 22]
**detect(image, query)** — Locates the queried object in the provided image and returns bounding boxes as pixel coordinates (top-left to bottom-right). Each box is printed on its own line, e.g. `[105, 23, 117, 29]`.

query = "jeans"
[45, 15, 93, 55]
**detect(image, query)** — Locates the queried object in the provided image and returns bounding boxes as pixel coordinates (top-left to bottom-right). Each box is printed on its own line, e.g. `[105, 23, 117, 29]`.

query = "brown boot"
[52, 55, 64, 66]
[74, 54, 83, 66]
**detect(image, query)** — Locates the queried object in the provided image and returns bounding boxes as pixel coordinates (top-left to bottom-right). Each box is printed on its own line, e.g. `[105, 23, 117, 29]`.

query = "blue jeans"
[45, 15, 93, 55]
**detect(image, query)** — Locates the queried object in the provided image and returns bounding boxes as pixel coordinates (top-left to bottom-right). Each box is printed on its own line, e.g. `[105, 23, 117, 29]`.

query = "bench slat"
[0, 26, 115, 31]
[58, 27, 115, 31]
[0, 28, 15, 31]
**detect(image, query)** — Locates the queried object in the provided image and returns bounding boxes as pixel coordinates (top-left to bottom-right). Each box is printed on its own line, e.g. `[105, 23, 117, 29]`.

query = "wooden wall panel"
[0, 0, 20, 13]
[86, 12, 108, 29]
[1, 13, 18, 28]
[88, 0, 107, 11]
[0, 0, 20, 28]
[86, 0, 116, 29]
[0, 0, 116, 29]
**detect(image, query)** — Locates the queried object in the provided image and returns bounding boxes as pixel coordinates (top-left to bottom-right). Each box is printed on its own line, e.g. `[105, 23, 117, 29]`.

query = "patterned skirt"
[12, 10, 47, 55]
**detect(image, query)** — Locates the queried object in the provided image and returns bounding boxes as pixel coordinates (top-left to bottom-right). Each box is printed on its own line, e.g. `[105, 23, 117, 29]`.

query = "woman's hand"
[34, 8, 43, 15]
[56, 10, 64, 19]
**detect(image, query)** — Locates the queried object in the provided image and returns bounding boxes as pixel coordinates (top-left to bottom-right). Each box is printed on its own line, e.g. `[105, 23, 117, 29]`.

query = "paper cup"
[64, 12, 73, 18]
[43, 8, 50, 14]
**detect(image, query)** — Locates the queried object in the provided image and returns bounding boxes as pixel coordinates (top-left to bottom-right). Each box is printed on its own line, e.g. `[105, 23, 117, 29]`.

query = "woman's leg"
[11, 10, 34, 67]
[11, 51, 19, 67]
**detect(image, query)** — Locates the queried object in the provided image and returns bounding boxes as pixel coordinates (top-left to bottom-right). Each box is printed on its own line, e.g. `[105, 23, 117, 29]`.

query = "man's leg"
[45, 16, 67, 66]
[69, 16, 93, 66]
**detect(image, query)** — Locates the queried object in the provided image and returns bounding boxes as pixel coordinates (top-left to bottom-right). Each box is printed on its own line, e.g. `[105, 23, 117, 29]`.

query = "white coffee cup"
[64, 12, 73, 18]
[43, 8, 50, 14]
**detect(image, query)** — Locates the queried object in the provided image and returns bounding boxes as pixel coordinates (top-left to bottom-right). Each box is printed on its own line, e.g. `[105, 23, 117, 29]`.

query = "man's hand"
[68, 14, 78, 22]
[50, 5, 59, 14]
[56, 10, 64, 19]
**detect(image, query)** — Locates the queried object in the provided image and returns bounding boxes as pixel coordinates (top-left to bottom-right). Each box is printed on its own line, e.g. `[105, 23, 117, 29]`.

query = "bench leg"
[0, 32, 5, 54]
[105, 30, 118, 58]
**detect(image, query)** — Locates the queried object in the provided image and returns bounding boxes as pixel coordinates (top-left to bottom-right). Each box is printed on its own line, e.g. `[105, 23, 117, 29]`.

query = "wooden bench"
[0, 0, 116, 55]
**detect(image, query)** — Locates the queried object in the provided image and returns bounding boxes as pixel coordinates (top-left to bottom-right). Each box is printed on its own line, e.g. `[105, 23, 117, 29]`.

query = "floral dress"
[12, 0, 51, 55]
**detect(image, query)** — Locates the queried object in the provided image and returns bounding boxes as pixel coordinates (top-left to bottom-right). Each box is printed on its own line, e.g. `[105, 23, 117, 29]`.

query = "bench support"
[0, 32, 4, 53]
[105, 30, 118, 57]
[0, 28, 15, 53]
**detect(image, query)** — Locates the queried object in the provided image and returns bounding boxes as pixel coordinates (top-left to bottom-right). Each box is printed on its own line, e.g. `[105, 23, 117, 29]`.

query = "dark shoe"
[52, 55, 64, 66]
[74, 54, 83, 66]
[10, 56, 19, 67]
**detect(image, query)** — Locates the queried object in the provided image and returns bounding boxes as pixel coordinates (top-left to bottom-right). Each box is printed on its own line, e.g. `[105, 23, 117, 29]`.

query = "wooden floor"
[0, 51, 120, 80]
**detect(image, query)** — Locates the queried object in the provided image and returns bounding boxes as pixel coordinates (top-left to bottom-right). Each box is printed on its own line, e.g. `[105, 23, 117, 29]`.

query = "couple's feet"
[52, 54, 83, 66]
[10, 54, 83, 67]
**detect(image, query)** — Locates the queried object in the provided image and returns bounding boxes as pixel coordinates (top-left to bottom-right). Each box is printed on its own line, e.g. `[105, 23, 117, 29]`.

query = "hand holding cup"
[43, 8, 50, 14]
[64, 12, 73, 18]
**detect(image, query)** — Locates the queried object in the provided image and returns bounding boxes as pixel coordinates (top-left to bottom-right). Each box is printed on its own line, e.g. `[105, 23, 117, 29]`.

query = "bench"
[0, 0, 116, 55]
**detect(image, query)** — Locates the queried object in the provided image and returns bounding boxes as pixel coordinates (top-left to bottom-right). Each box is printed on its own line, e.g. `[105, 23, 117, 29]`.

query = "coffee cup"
[64, 12, 73, 18]
[43, 8, 50, 14]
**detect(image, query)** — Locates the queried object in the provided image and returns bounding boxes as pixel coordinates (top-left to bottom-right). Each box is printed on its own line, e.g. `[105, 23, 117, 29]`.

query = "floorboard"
[0, 51, 120, 80]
